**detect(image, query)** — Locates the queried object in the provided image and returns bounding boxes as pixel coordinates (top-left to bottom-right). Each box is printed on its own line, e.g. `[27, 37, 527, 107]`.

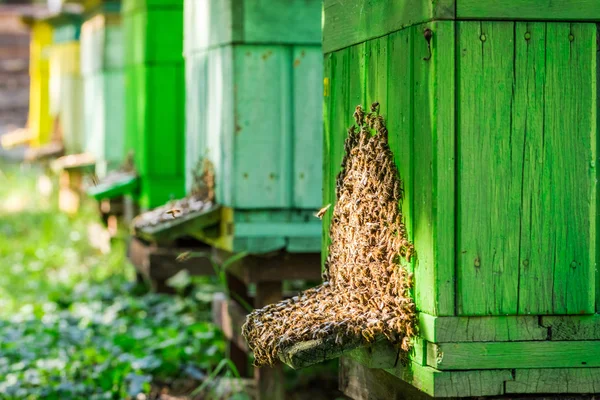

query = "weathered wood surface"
[505, 368, 600, 394]
[457, 0, 600, 21]
[418, 313, 548, 343]
[323, 23, 455, 316]
[542, 315, 600, 341]
[428, 341, 600, 370]
[322, 0, 455, 53]
[456, 21, 597, 316]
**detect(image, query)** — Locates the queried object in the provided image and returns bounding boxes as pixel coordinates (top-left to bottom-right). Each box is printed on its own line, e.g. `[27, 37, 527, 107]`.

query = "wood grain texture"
[542, 315, 600, 340]
[322, 0, 455, 54]
[428, 341, 600, 370]
[457, 0, 600, 21]
[457, 21, 597, 316]
[543, 23, 596, 315]
[412, 22, 455, 316]
[505, 368, 600, 394]
[292, 46, 323, 209]
[418, 312, 548, 343]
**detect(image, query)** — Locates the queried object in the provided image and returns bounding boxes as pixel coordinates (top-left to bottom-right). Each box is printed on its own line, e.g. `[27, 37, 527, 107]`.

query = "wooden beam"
[542, 315, 600, 341]
[418, 312, 549, 343]
[215, 250, 322, 285]
[428, 341, 600, 370]
[505, 368, 600, 394]
[457, 0, 600, 21]
[127, 237, 214, 291]
[322, 0, 455, 53]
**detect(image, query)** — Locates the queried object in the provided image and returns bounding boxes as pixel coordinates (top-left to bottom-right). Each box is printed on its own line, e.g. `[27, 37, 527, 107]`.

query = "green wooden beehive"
[183, 0, 323, 254]
[321, 0, 600, 397]
[81, 4, 125, 178]
[122, 0, 185, 210]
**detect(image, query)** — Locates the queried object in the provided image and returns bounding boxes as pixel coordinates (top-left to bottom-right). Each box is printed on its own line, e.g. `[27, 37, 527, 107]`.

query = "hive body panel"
[122, 0, 185, 209]
[184, 0, 323, 253]
[323, 2, 600, 396]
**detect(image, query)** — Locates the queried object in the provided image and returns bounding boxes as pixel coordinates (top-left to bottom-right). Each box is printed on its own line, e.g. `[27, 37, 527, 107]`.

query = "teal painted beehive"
[183, 0, 323, 254]
[122, 0, 185, 209]
[81, 4, 125, 178]
[312, 0, 600, 398]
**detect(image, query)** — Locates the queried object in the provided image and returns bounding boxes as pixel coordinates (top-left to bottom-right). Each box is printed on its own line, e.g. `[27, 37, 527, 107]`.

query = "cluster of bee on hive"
[242, 103, 416, 367]
[132, 158, 216, 230]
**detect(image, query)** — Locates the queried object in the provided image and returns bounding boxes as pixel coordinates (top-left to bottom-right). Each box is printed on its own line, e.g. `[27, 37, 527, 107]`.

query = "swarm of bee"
[132, 158, 216, 230]
[242, 103, 416, 367]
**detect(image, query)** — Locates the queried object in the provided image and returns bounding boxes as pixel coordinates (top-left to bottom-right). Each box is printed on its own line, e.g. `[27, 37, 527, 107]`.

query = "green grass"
[0, 162, 226, 399]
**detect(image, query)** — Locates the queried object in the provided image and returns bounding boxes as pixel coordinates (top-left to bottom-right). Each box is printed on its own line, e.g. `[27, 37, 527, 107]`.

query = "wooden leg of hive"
[225, 273, 251, 378]
[254, 281, 284, 400]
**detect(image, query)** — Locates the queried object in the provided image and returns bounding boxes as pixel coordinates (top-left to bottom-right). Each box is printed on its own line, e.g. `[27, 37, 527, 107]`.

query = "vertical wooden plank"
[330, 48, 350, 187]
[347, 42, 367, 115]
[457, 21, 519, 316]
[366, 36, 389, 115]
[414, 22, 456, 316]
[544, 23, 596, 314]
[431, 21, 456, 316]
[387, 29, 414, 273]
[233, 45, 293, 209]
[514, 22, 552, 314]
[103, 71, 126, 171]
[292, 46, 323, 209]
[322, 53, 333, 269]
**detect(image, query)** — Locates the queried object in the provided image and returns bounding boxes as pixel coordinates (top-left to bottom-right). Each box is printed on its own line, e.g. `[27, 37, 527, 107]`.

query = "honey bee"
[165, 208, 181, 218]
[314, 203, 332, 219]
[176, 251, 192, 262]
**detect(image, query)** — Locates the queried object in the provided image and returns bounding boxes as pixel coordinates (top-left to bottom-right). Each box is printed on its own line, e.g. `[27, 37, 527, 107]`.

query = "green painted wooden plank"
[321, 53, 332, 270]
[87, 174, 139, 200]
[346, 337, 513, 397]
[384, 360, 512, 397]
[139, 177, 186, 210]
[233, 45, 293, 208]
[184, 0, 321, 54]
[457, 21, 519, 316]
[136, 205, 221, 242]
[366, 36, 388, 116]
[292, 46, 323, 209]
[418, 312, 548, 343]
[322, 0, 455, 54]
[387, 28, 414, 280]
[123, 9, 183, 66]
[513, 23, 551, 315]
[413, 22, 455, 317]
[428, 341, 600, 370]
[457, 0, 600, 21]
[429, 21, 455, 317]
[544, 23, 596, 315]
[122, 0, 182, 14]
[542, 315, 600, 341]
[505, 368, 600, 394]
